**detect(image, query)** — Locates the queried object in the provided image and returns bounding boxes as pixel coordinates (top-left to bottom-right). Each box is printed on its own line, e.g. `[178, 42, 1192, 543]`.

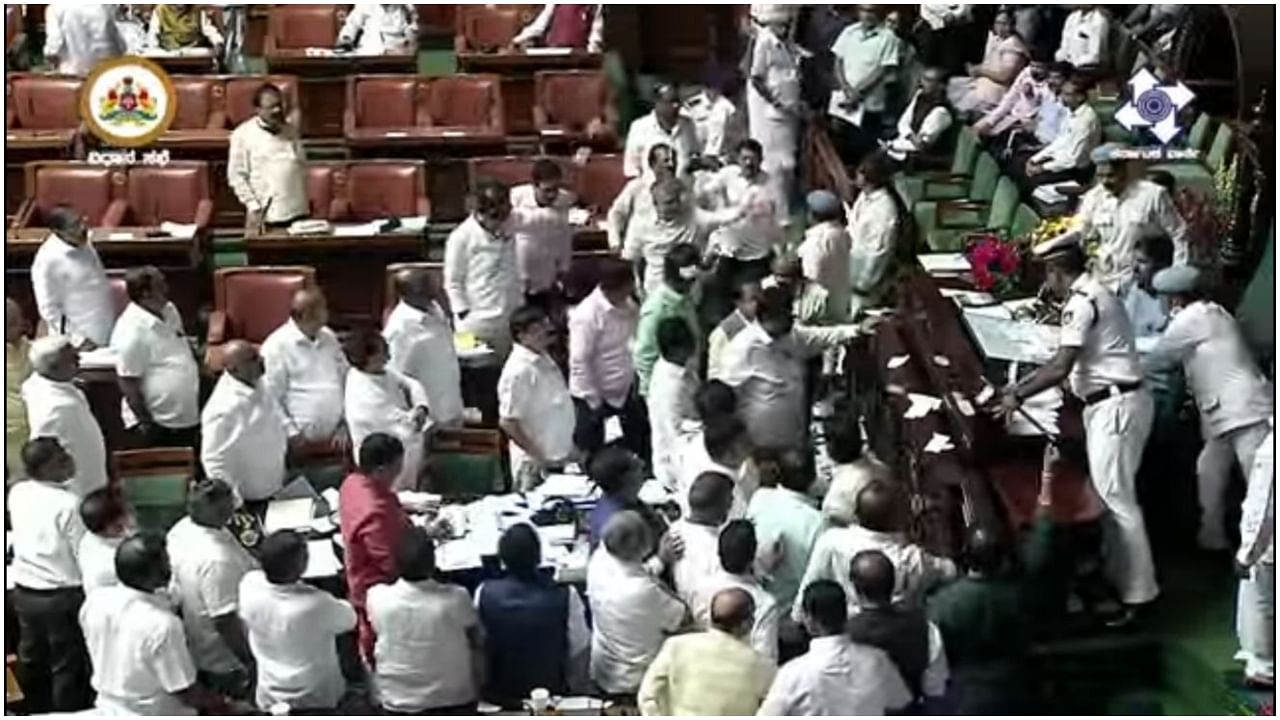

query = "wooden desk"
[264, 50, 416, 137]
[141, 49, 219, 74]
[345, 128, 507, 151]
[3, 135, 72, 221]
[5, 228, 205, 331]
[244, 228, 426, 326]
[456, 50, 602, 135]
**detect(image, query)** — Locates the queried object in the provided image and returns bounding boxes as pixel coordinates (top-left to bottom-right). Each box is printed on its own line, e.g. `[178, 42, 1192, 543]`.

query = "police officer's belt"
[1083, 381, 1143, 407]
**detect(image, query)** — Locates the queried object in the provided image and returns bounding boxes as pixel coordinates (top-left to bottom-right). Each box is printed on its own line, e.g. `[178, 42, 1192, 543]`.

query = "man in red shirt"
[339, 433, 413, 662]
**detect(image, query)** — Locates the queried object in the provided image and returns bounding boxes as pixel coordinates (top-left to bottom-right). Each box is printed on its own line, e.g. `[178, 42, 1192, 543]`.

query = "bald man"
[384, 268, 465, 428]
[639, 586, 775, 715]
[201, 340, 289, 505]
[261, 288, 350, 450]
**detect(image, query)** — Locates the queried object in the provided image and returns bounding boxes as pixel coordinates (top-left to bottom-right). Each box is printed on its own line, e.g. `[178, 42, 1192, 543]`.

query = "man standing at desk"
[1002, 237, 1158, 624]
[513, 4, 604, 53]
[228, 83, 308, 235]
[201, 341, 288, 508]
[446, 179, 522, 358]
[262, 288, 350, 455]
[31, 205, 115, 349]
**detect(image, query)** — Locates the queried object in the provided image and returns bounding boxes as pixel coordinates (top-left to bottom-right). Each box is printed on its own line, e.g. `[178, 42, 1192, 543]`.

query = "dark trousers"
[132, 423, 200, 452]
[12, 585, 92, 713]
[833, 113, 884, 169]
[381, 701, 478, 715]
[573, 381, 651, 467]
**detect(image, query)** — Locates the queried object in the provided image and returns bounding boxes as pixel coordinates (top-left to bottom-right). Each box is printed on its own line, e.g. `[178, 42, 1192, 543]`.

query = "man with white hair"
[22, 336, 108, 497]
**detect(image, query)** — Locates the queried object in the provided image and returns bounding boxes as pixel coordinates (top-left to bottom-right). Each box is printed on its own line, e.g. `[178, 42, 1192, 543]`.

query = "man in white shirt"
[848, 152, 902, 317]
[81, 534, 237, 716]
[22, 336, 108, 497]
[262, 288, 350, 453]
[747, 6, 804, 207]
[512, 3, 604, 52]
[624, 82, 703, 178]
[887, 67, 954, 162]
[499, 305, 577, 490]
[509, 160, 575, 304]
[1121, 233, 1173, 340]
[648, 317, 700, 491]
[1067, 145, 1190, 290]
[624, 178, 744, 297]
[43, 3, 125, 76]
[227, 83, 308, 234]
[1235, 416, 1275, 687]
[708, 279, 762, 379]
[675, 414, 756, 519]
[569, 260, 646, 460]
[684, 80, 739, 161]
[111, 266, 200, 448]
[1055, 4, 1110, 72]
[336, 3, 417, 54]
[76, 487, 128, 593]
[1023, 77, 1101, 186]
[829, 6, 901, 163]
[669, 473, 736, 611]
[798, 190, 853, 321]
[607, 143, 677, 253]
[760, 580, 912, 715]
[694, 520, 781, 662]
[716, 285, 862, 453]
[384, 267, 465, 428]
[238, 530, 356, 713]
[587, 511, 689, 696]
[201, 341, 289, 506]
[797, 481, 957, 618]
[367, 527, 484, 714]
[702, 139, 786, 318]
[166, 479, 259, 697]
[8, 437, 92, 712]
[445, 179, 522, 357]
[30, 205, 115, 348]
[1144, 266, 1276, 551]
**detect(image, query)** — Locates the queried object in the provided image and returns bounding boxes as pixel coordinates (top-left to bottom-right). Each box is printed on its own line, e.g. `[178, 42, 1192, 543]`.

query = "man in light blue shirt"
[1032, 62, 1073, 145]
[746, 451, 824, 610]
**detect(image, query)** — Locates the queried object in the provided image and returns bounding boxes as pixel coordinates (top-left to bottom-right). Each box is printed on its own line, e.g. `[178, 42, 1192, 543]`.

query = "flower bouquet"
[965, 233, 1023, 299]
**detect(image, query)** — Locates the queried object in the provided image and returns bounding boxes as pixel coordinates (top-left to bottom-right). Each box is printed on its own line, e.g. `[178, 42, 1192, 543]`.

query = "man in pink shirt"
[568, 258, 648, 463]
[972, 56, 1056, 139]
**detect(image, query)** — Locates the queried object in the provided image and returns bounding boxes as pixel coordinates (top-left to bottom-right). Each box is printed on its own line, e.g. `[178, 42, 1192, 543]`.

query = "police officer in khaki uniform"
[1001, 235, 1159, 620]
[1143, 265, 1276, 550]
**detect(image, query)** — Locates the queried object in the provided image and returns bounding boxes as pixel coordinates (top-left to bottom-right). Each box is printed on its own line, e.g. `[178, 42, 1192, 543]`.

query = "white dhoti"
[1236, 562, 1276, 682]
[1083, 389, 1159, 605]
[1195, 421, 1272, 550]
[747, 97, 798, 217]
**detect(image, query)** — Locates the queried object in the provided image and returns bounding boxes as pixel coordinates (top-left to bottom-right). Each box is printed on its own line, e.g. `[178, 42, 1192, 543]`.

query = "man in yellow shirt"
[638, 587, 776, 715]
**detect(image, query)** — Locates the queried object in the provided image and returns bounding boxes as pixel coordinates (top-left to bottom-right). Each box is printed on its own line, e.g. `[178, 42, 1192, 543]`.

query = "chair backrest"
[967, 153, 999, 204]
[985, 177, 1020, 230]
[346, 162, 427, 221]
[112, 448, 195, 534]
[224, 75, 301, 127]
[1009, 203, 1041, 240]
[426, 75, 503, 131]
[25, 163, 121, 227]
[106, 271, 129, 318]
[169, 76, 220, 130]
[949, 126, 980, 176]
[126, 162, 212, 225]
[305, 163, 339, 219]
[572, 154, 627, 214]
[1205, 122, 1234, 173]
[349, 75, 421, 129]
[428, 428, 507, 496]
[383, 261, 449, 320]
[535, 70, 607, 130]
[1184, 112, 1212, 152]
[469, 156, 541, 190]
[458, 5, 537, 52]
[268, 5, 346, 50]
[213, 267, 316, 344]
[7, 74, 81, 130]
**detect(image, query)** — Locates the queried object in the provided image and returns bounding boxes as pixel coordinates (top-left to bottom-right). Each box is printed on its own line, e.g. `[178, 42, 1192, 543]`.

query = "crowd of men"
[4, 2, 1275, 717]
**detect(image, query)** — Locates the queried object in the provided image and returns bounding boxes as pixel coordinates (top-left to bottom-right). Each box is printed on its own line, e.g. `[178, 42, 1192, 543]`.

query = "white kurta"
[343, 368, 430, 491]
[797, 220, 853, 320]
[1074, 179, 1190, 290]
[30, 234, 116, 347]
[748, 25, 802, 206]
[647, 357, 698, 491]
[200, 372, 289, 503]
[22, 373, 108, 497]
[847, 187, 900, 317]
[337, 3, 417, 54]
[384, 301, 465, 428]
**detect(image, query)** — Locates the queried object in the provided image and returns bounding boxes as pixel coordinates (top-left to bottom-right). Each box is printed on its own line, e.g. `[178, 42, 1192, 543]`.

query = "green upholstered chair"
[1009, 203, 1041, 240]
[427, 428, 507, 497]
[1183, 112, 1213, 152]
[914, 176, 1021, 252]
[1150, 121, 1234, 197]
[113, 448, 194, 534]
[894, 125, 980, 205]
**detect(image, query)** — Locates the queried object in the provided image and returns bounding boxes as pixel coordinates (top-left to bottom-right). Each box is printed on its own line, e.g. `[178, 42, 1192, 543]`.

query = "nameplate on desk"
[384, 131, 409, 138]
[103, 232, 139, 241]
[441, 130, 468, 138]
[540, 128, 567, 136]
[525, 47, 574, 56]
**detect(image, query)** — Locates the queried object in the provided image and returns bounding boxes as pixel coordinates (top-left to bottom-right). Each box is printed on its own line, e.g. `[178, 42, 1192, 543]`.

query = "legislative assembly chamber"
[1, 3, 1276, 716]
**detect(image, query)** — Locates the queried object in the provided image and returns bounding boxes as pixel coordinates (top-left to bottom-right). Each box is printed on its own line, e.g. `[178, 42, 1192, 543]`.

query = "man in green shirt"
[634, 243, 703, 395]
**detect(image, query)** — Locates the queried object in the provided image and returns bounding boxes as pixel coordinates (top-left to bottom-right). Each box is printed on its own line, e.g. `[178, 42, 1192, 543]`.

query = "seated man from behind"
[367, 526, 484, 714]
[77, 487, 129, 593]
[513, 3, 604, 52]
[336, 3, 417, 54]
[695, 519, 781, 662]
[638, 587, 776, 715]
[238, 530, 356, 713]
[145, 4, 223, 52]
[201, 341, 288, 507]
[476, 524, 590, 708]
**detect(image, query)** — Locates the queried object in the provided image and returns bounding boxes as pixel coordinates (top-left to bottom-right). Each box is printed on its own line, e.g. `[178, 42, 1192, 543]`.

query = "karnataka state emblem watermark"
[79, 56, 177, 148]
[1114, 68, 1195, 145]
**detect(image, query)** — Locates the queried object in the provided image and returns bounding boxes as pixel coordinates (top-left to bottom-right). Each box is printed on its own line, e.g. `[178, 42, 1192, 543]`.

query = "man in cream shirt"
[201, 341, 289, 506]
[227, 83, 308, 234]
[384, 267, 465, 428]
[498, 306, 576, 490]
[30, 205, 116, 348]
[445, 179, 522, 357]
[261, 288, 350, 450]
[1023, 77, 1101, 185]
[22, 336, 108, 497]
[111, 266, 200, 448]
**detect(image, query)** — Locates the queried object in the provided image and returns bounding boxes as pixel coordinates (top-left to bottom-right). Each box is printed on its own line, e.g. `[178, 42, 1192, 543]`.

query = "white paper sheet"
[525, 47, 573, 56]
[399, 216, 428, 232]
[904, 393, 943, 420]
[160, 221, 198, 239]
[333, 222, 382, 237]
[303, 540, 342, 578]
[923, 433, 956, 454]
[538, 473, 595, 499]
[384, 130, 409, 138]
[918, 253, 972, 275]
[321, 488, 341, 514]
[442, 130, 467, 138]
[887, 354, 910, 370]
[567, 208, 591, 226]
[263, 498, 315, 534]
[436, 537, 485, 572]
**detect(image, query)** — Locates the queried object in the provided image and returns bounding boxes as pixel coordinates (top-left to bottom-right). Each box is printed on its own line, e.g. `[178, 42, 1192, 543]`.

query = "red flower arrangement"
[965, 233, 1023, 298]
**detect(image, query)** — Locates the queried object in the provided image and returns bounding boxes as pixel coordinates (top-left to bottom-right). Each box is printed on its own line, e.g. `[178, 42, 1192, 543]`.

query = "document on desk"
[333, 222, 382, 237]
[264, 498, 316, 534]
[923, 433, 956, 454]
[963, 313, 1059, 364]
[539, 474, 595, 499]
[436, 537, 485, 572]
[303, 540, 342, 579]
[525, 47, 574, 56]
[160, 222, 198, 239]
[918, 253, 971, 275]
[400, 216, 428, 232]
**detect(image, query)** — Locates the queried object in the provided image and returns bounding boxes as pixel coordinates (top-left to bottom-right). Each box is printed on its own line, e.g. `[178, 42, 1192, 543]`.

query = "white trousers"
[1196, 421, 1272, 549]
[1237, 562, 1276, 682]
[1083, 389, 1159, 605]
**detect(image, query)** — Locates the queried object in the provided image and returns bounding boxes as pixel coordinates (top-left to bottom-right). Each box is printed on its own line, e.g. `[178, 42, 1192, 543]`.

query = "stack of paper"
[538, 474, 596, 499]
[918, 253, 971, 275]
[303, 539, 342, 579]
[263, 498, 316, 534]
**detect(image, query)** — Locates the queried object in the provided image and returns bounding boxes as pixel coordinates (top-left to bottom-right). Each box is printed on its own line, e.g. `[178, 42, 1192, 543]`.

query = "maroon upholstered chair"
[206, 266, 316, 370]
[125, 162, 214, 228]
[266, 5, 346, 51]
[5, 74, 82, 146]
[17, 163, 126, 229]
[224, 75, 301, 128]
[342, 162, 430, 221]
[533, 70, 615, 140]
[426, 75, 504, 132]
[455, 5, 538, 54]
[305, 164, 341, 220]
[571, 154, 628, 215]
[169, 77, 225, 131]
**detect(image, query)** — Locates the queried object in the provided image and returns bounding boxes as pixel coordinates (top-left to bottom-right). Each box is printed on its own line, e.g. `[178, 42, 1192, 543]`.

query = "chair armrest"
[532, 105, 549, 130]
[206, 310, 227, 344]
[14, 199, 35, 228]
[343, 106, 356, 137]
[415, 196, 431, 217]
[328, 198, 350, 222]
[192, 199, 214, 230]
[101, 199, 128, 228]
[454, 35, 468, 54]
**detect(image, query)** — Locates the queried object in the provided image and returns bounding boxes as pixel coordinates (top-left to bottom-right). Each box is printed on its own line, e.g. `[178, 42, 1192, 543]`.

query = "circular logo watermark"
[79, 56, 177, 148]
